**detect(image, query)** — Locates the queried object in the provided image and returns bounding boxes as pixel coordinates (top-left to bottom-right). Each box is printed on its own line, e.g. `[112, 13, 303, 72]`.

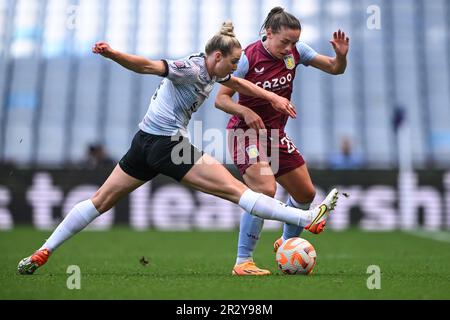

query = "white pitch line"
[403, 230, 450, 244]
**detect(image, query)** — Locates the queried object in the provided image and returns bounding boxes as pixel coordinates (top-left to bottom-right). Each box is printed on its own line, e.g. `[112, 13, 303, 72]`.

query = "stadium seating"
[0, 0, 448, 168]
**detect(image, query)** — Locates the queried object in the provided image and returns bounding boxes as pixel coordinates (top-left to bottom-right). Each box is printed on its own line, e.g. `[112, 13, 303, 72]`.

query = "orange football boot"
[17, 249, 51, 275]
[273, 237, 283, 253]
[232, 261, 271, 276]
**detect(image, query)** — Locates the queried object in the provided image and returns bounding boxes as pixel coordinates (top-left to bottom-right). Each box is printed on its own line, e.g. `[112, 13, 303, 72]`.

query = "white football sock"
[238, 189, 261, 213]
[40, 199, 100, 252]
[238, 189, 313, 227]
[287, 196, 310, 210]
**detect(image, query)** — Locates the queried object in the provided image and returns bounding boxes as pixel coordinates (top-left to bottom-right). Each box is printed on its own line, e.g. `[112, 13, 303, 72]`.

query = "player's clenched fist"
[92, 42, 115, 58]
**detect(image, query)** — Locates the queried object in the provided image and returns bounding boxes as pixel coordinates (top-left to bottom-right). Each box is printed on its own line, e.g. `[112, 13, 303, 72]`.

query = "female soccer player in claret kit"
[18, 22, 338, 275]
[216, 8, 349, 275]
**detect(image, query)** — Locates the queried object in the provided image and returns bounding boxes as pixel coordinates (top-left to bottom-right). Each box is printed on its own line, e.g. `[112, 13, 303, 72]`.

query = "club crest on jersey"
[174, 61, 187, 69]
[283, 54, 295, 70]
[246, 145, 259, 159]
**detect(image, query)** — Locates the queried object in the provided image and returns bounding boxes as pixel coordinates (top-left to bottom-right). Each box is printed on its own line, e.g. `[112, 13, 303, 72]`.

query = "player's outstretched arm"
[221, 76, 297, 119]
[215, 85, 266, 130]
[92, 41, 166, 76]
[309, 29, 349, 75]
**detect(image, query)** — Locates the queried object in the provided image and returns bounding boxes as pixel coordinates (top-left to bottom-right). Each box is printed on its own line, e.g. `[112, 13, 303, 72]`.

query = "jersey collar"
[259, 36, 279, 61]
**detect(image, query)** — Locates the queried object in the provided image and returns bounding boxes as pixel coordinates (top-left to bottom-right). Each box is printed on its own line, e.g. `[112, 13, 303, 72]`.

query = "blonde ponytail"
[219, 21, 236, 37]
[205, 21, 241, 56]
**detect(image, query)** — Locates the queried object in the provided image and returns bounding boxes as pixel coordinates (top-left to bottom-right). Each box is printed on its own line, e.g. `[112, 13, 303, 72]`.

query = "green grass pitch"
[1, 227, 449, 299]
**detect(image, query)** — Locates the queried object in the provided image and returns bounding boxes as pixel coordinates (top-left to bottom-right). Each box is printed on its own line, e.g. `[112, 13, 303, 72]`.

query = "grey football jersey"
[139, 53, 231, 136]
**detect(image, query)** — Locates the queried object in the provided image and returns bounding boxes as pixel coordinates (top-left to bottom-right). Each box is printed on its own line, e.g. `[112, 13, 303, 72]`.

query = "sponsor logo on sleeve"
[174, 61, 188, 69]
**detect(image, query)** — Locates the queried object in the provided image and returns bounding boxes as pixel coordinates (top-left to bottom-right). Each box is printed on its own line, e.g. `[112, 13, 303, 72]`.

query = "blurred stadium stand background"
[0, 0, 449, 231]
[0, 0, 449, 169]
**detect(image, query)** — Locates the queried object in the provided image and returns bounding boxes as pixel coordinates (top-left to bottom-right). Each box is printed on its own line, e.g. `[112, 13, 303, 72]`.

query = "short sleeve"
[163, 57, 200, 84]
[232, 51, 249, 79]
[296, 42, 318, 66]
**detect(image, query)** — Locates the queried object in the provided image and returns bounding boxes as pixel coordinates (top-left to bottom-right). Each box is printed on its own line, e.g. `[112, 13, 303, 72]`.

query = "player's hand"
[330, 29, 349, 57]
[92, 41, 115, 58]
[242, 108, 266, 130]
[269, 94, 297, 119]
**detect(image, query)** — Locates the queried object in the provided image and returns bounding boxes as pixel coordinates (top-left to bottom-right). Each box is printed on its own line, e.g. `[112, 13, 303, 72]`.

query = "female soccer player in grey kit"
[216, 8, 349, 275]
[18, 22, 338, 275]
